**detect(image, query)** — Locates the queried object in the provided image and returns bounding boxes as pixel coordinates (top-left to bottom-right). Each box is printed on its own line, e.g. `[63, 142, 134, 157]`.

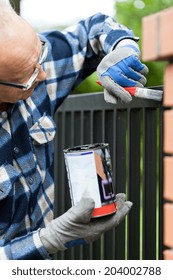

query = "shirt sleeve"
[0, 230, 51, 260]
[40, 13, 137, 110]
[63, 13, 136, 56]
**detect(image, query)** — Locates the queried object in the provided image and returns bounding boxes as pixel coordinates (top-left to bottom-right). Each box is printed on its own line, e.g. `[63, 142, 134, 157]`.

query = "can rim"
[63, 143, 109, 153]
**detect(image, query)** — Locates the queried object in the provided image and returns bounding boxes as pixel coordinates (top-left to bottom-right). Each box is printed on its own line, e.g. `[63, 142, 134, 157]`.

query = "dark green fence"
[54, 88, 163, 260]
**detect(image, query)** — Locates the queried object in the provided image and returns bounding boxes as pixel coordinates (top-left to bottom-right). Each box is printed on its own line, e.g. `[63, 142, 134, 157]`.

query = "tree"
[11, 0, 20, 14]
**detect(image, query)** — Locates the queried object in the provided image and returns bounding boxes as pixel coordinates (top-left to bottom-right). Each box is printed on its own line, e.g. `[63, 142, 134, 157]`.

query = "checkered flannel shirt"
[0, 13, 135, 259]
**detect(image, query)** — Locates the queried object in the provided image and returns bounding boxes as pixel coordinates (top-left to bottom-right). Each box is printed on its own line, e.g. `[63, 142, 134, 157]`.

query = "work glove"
[39, 193, 132, 254]
[97, 39, 162, 104]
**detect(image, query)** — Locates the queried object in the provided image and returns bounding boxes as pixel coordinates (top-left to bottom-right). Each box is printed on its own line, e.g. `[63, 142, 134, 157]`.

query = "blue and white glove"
[97, 39, 149, 104]
[39, 194, 132, 254]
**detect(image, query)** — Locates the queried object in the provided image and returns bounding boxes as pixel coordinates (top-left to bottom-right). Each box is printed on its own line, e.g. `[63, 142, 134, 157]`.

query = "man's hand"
[39, 193, 132, 254]
[97, 39, 149, 104]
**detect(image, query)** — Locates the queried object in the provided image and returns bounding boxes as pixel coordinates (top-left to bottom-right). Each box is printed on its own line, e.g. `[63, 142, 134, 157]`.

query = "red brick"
[163, 249, 173, 260]
[163, 64, 173, 106]
[163, 203, 173, 247]
[164, 110, 173, 154]
[142, 7, 173, 61]
[160, 7, 173, 58]
[163, 157, 173, 201]
[142, 13, 159, 61]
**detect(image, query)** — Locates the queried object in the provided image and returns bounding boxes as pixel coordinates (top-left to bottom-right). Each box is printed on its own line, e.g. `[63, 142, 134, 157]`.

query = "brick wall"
[142, 7, 173, 260]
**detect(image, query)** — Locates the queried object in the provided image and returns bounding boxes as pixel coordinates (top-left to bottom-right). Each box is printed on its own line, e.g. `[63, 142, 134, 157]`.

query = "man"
[0, 1, 149, 259]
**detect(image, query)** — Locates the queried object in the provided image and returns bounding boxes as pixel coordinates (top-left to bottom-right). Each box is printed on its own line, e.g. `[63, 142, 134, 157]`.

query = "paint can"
[63, 143, 117, 217]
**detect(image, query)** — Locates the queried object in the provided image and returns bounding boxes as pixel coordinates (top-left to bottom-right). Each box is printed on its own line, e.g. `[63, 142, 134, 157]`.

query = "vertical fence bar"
[74, 111, 82, 146]
[114, 109, 127, 260]
[103, 109, 116, 260]
[142, 108, 157, 259]
[83, 111, 92, 144]
[82, 110, 94, 259]
[128, 108, 141, 260]
[92, 110, 105, 259]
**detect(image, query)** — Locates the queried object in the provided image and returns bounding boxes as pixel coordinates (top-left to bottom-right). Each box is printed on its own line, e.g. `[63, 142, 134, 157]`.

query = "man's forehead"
[0, 10, 37, 46]
[0, 33, 40, 80]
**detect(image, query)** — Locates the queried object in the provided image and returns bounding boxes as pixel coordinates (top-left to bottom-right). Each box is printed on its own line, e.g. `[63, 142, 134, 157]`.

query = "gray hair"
[0, 0, 18, 39]
[0, 0, 14, 9]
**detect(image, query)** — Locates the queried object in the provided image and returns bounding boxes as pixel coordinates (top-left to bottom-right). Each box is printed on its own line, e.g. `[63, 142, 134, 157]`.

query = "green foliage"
[72, 72, 101, 94]
[12, 0, 20, 13]
[115, 0, 172, 26]
[74, 0, 172, 93]
[115, 0, 172, 87]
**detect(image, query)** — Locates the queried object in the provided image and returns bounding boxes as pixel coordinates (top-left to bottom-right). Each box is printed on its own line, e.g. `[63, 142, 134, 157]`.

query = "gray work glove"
[39, 193, 132, 254]
[97, 39, 150, 104]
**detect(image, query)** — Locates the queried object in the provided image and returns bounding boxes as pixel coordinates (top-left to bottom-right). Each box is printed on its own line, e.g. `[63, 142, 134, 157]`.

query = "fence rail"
[54, 88, 163, 260]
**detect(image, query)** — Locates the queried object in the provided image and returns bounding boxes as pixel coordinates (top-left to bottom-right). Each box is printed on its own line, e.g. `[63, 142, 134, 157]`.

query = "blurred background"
[12, 0, 173, 93]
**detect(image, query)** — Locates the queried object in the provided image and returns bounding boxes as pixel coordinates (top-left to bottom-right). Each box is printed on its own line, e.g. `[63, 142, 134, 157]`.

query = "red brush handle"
[96, 81, 136, 96]
[123, 87, 136, 96]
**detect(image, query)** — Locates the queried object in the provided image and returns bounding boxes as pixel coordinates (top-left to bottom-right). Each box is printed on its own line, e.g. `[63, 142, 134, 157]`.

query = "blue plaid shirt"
[0, 13, 135, 259]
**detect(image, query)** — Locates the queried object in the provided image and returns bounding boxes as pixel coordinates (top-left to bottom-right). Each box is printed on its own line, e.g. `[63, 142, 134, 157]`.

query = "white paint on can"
[64, 143, 117, 217]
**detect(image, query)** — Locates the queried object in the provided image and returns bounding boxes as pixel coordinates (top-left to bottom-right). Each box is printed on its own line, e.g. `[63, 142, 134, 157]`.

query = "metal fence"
[54, 88, 163, 260]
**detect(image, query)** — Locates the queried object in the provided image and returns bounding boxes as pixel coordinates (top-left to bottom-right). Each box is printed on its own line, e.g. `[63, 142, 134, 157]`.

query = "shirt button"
[28, 177, 34, 185]
[13, 147, 20, 154]
[1, 112, 7, 118]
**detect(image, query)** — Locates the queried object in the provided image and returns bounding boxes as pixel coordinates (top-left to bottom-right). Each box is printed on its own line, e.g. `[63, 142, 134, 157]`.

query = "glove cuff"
[115, 39, 140, 53]
[39, 226, 66, 254]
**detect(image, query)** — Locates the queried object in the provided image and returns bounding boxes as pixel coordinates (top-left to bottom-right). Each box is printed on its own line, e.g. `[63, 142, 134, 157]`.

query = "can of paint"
[63, 143, 117, 217]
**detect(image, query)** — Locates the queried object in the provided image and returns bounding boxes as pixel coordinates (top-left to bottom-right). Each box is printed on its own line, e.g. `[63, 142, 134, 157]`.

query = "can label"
[64, 143, 117, 217]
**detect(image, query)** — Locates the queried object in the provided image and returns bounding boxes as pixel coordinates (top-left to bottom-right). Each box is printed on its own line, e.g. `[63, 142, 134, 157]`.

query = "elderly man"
[0, 0, 150, 259]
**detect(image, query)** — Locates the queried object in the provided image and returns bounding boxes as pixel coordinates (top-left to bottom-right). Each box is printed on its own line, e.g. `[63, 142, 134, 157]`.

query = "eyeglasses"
[0, 40, 48, 91]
